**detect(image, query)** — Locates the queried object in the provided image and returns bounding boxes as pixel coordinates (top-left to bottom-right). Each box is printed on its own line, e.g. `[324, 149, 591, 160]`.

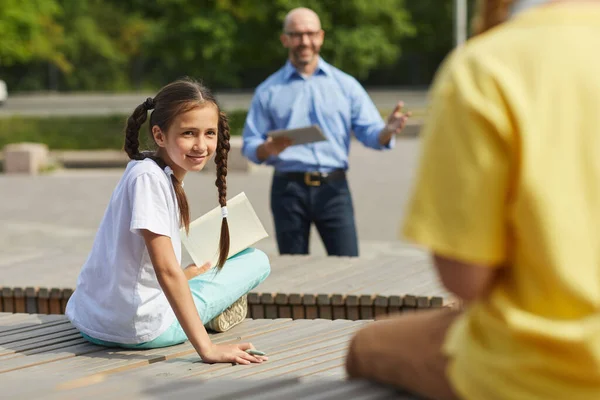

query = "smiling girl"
[66, 79, 270, 365]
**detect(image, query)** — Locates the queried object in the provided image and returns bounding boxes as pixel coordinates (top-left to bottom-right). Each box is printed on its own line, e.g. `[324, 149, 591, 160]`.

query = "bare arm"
[142, 231, 212, 354]
[433, 254, 503, 303]
[141, 230, 266, 364]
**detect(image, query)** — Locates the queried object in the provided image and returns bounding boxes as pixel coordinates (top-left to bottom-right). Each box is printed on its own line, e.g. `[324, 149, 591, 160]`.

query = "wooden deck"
[0, 250, 451, 317]
[0, 313, 417, 399]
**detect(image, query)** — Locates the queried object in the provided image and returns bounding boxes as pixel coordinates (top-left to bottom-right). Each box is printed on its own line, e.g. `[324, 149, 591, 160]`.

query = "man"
[242, 7, 409, 257]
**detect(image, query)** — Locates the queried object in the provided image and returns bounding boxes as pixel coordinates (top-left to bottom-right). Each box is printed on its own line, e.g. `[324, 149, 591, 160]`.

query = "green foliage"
[0, 110, 249, 150]
[0, 0, 475, 91]
[0, 0, 67, 69]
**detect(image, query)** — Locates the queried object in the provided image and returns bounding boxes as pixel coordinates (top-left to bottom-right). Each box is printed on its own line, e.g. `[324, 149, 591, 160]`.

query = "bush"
[0, 110, 249, 150]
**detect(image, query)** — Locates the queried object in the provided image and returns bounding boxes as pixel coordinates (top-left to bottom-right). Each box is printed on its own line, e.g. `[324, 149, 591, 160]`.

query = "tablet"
[268, 125, 327, 146]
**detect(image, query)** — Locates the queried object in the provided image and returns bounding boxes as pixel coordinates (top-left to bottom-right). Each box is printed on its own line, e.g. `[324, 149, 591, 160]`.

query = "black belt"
[275, 170, 346, 187]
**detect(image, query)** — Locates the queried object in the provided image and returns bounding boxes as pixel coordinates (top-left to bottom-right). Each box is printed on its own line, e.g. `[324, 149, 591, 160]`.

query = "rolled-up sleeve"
[242, 92, 272, 164]
[350, 80, 392, 150]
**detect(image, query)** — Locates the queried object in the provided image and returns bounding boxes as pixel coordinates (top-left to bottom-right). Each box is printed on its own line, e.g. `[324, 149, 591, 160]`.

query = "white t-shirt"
[66, 158, 181, 343]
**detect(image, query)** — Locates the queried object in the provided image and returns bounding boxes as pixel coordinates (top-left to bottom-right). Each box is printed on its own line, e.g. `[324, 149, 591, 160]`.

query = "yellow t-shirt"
[403, 5, 600, 400]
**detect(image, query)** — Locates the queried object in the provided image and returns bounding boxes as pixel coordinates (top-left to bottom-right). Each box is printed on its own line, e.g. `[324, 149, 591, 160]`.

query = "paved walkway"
[0, 89, 428, 117]
[0, 138, 426, 288]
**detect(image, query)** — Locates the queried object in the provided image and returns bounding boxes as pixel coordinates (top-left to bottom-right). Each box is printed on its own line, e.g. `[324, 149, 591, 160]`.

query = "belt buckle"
[304, 172, 322, 187]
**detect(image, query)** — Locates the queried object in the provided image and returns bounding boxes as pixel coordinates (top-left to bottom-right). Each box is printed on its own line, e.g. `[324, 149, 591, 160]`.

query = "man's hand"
[257, 136, 293, 161]
[379, 101, 411, 146]
[183, 261, 211, 281]
[200, 342, 269, 365]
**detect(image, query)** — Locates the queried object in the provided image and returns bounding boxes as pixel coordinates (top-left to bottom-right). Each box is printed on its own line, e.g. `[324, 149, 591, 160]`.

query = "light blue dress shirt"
[241, 57, 394, 173]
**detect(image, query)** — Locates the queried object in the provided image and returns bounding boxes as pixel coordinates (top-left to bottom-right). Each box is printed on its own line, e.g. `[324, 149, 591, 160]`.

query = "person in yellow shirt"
[345, 0, 600, 399]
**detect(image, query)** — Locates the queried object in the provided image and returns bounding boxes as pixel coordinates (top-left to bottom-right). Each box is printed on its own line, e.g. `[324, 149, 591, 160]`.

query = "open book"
[181, 192, 269, 268]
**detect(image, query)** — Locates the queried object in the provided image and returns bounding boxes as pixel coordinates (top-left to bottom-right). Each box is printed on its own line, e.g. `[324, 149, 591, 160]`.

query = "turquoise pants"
[81, 247, 270, 349]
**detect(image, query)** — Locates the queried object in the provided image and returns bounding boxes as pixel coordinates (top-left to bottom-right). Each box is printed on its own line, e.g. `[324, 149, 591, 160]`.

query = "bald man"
[242, 7, 409, 256]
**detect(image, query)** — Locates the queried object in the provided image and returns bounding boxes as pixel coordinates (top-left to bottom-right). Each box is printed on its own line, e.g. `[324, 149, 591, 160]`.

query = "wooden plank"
[0, 331, 82, 356]
[403, 295, 417, 311]
[416, 296, 430, 309]
[172, 379, 408, 400]
[61, 289, 74, 314]
[248, 292, 265, 319]
[288, 294, 302, 305]
[188, 320, 362, 378]
[288, 294, 304, 320]
[275, 257, 395, 295]
[122, 320, 357, 383]
[430, 296, 444, 308]
[36, 322, 292, 389]
[261, 293, 278, 319]
[54, 377, 301, 400]
[359, 295, 374, 320]
[37, 288, 49, 315]
[292, 379, 411, 400]
[0, 320, 382, 399]
[302, 295, 317, 319]
[28, 319, 296, 383]
[275, 294, 291, 318]
[13, 288, 25, 313]
[291, 305, 305, 320]
[387, 295, 403, 315]
[277, 305, 292, 319]
[0, 315, 68, 335]
[2, 288, 14, 313]
[25, 288, 37, 314]
[331, 294, 346, 319]
[186, 322, 362, 381]
[16, 336, 89, 357]
[0, 314, 35, 329]
[373, 295, 388, 319]
[317, 294, 332, 320]
[251, 305, 265, 319]
[282, 256, 423, 296]
[346, 295, 359, 321]
[0, 341, 104, 374]
[264, 257, 363, 293]
[21, 375, 415, 400]
[0, 321, 76, 346]
[232, 379, 373, 400]
[228, 342, 349, 380]
[49, 288, 62, 315]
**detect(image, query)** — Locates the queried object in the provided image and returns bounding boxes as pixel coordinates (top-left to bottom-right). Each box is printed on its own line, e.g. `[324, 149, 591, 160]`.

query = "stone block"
[3, 143, 49, 174]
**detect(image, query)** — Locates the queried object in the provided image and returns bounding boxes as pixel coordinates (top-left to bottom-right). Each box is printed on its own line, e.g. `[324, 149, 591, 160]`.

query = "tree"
[0, 0, 68, 71]
[218, 0, 415, 85]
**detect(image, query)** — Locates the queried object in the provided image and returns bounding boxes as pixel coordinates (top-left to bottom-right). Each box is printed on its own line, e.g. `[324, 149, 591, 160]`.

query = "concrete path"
[0, 137, 426, 288]
[0, 89, 428, 117]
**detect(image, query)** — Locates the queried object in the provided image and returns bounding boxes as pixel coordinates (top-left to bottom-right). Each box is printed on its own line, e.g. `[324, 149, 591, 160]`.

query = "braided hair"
[123, 79, 231, 269]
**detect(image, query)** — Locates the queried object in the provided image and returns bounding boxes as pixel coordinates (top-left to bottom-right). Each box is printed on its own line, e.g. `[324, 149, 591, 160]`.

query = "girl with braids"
[346, 0, 600, 399]
[66, 79, 270, 365]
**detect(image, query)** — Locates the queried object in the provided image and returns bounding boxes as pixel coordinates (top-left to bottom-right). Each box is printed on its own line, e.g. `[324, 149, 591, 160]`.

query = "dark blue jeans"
[270, 174, 359, 256]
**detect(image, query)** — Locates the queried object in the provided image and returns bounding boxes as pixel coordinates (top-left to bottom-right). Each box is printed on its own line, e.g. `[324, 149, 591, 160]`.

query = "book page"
[181, 192, 269, 268]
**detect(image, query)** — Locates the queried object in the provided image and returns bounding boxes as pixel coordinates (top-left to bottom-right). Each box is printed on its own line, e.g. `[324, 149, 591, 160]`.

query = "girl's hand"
[184, 261, 211, 280]
[200, 342, 269, 365]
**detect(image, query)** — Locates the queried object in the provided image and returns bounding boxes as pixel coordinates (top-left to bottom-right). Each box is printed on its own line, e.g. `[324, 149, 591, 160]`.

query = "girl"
[66, 78, 270, 365]
[346, 0, 600, 399]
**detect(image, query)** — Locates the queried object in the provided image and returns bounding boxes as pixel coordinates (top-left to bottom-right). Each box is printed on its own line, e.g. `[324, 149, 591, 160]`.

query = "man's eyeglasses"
[284, 30, 321, 40]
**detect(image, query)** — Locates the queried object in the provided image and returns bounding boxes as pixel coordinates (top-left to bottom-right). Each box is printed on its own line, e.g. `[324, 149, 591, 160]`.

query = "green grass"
[0, 110, 249, 151]
[0, 108, 424, 151]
